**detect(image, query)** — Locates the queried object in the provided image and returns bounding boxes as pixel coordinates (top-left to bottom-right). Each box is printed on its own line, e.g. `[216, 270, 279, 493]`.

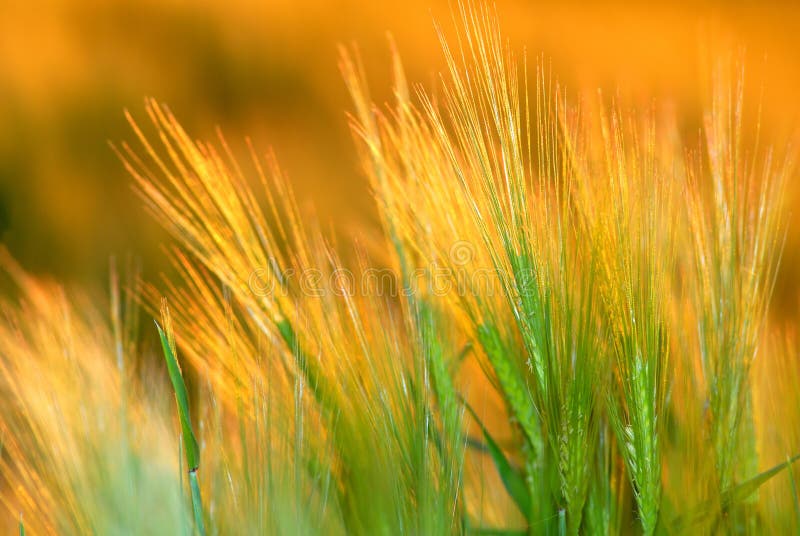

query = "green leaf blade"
[464, 402, 532, 522]
[156, 321, 200, 471]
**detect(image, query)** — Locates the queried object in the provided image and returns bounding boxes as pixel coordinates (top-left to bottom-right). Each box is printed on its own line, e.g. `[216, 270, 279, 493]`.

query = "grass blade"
[722, 454, 800, 508]
[189, 471, 205, 536]
[463, 401, 531, 522]
[156, 302, 206, 535]
[672, 453, 800, 530]
[789, 456, 800, 525]
[156, 320, 200, 471]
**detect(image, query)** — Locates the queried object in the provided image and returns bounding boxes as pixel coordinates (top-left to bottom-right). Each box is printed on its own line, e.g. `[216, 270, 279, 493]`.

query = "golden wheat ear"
[0, 255, 188, 533]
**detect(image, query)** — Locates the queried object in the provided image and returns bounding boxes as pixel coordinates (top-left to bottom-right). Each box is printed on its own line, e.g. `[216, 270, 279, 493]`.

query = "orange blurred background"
[1, 0, 799, 308]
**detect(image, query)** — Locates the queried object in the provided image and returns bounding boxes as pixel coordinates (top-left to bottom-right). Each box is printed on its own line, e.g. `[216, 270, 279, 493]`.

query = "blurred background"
[1, 0, 799, 309]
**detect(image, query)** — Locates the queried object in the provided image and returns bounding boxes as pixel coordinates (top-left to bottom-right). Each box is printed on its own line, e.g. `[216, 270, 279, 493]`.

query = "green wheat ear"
[156, 304, 206, 536]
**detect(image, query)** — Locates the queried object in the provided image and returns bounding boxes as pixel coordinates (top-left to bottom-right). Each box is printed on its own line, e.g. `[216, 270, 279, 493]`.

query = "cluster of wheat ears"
[1, 4, 798, 535]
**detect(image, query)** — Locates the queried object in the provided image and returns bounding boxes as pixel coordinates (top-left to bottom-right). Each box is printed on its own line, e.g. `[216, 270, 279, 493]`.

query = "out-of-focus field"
[1, 0, 799, 309]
